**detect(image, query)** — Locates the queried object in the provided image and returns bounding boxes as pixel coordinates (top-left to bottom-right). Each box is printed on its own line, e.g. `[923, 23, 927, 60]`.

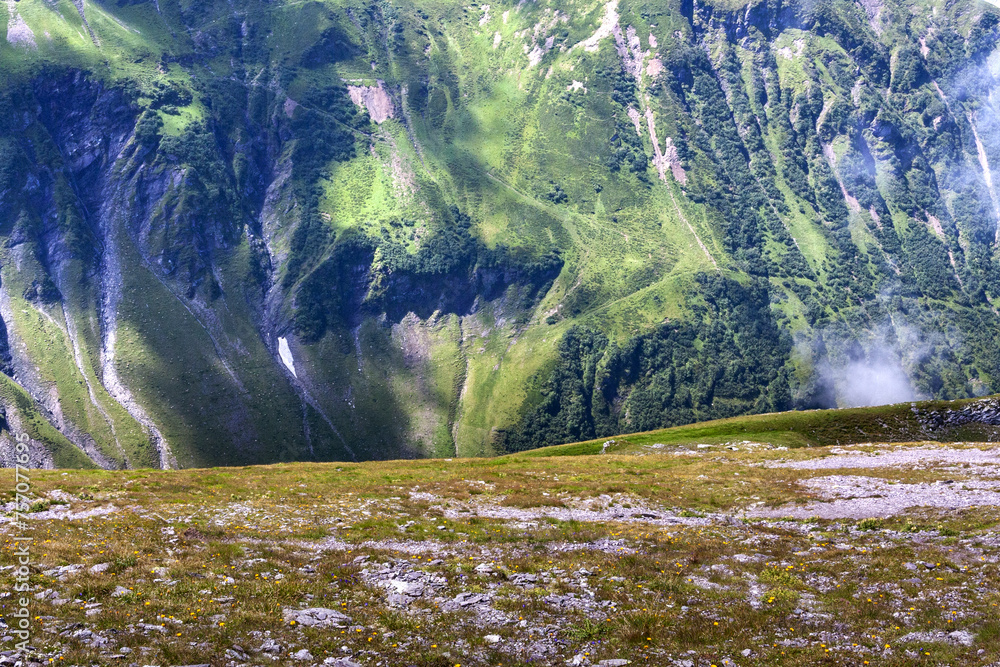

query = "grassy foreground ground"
[3, 434, 1000, 666]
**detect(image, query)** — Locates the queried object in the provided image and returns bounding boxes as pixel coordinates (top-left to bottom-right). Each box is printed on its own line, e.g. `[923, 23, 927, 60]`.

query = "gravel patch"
[750, 475, 1000, 519]
[769, 445, 1000, 471]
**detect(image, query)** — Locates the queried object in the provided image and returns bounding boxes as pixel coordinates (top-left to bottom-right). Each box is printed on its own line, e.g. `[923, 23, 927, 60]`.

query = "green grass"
[520, 394, 1000, 457]
[6, 437, 1000, 666]
[0, 374, 95, 469]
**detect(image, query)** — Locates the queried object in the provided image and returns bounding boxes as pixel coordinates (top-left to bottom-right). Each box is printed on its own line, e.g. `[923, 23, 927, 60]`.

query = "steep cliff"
[1, 0, 1000, 467]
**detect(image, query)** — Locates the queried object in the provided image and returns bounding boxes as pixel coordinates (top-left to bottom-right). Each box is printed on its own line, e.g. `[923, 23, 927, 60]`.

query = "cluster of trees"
[604, 66, 649, 176]
[283, 84, 362, 290]
[500, 275, 791, 451]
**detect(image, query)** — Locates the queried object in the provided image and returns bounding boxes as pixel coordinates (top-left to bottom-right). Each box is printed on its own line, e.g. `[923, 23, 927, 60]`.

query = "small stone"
[483, 634, 501, 644]
[111, 586, 131, 598]
[948, 630, 974, 646]
[259, 638, 282, 654]
[385, 579, 424, 597]
[292, 648, 313, 660]
[90, 563, 110, 574]
[509, 573, 537, 586]
[454, 592, 486, 607]
[598, 660, 631, 666]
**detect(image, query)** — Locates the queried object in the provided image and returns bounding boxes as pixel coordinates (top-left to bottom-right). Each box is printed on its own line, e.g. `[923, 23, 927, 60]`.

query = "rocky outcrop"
[347, 81, 395, 123]
[915, 398, 1000, 432]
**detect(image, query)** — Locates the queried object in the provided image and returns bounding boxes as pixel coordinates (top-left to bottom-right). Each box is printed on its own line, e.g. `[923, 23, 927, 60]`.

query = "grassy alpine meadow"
[4, 422, 1000, 666]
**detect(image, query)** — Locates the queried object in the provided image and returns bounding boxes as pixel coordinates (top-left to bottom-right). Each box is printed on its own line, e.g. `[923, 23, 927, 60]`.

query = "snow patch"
[278, 337, 297, 377]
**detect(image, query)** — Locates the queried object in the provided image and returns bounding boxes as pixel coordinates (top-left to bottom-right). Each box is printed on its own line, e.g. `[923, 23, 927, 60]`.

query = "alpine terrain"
[2, 0, 1000, 468]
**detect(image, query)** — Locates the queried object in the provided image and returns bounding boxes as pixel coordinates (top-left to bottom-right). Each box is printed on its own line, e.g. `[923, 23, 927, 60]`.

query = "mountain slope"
[1, 0, 1000, 467]
[521, 393, 1000, 456]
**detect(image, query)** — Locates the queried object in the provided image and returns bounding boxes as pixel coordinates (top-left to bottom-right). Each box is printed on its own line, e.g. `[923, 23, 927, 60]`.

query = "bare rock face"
[6, 9, 36, 49]
[347, 81, 395, 123]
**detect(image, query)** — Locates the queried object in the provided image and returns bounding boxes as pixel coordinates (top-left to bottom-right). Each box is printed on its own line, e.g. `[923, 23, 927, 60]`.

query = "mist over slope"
[1, 0, 1000, 468]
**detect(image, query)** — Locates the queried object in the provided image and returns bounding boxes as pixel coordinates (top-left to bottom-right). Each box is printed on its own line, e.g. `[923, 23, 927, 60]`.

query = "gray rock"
[385, 579, 423, 597]
[34, 589, 57, 601]
[137, 623, 167, 634]
[948, 630, 975, 646]
[484, 634, 501, 644]
[454, 592, 486, 607]
[509, 573, 537, 586]
[292, 648, 313, 660]
[110, 586, 131, 597]
[599, 660, 631, 666]
[259, 638, 282, 654]
[898, 630, 975, 646]
[283, 607, 351, 628]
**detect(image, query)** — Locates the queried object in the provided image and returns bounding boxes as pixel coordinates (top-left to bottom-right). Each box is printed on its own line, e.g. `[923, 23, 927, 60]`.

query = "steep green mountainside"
[2, 0, 1000, 468]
